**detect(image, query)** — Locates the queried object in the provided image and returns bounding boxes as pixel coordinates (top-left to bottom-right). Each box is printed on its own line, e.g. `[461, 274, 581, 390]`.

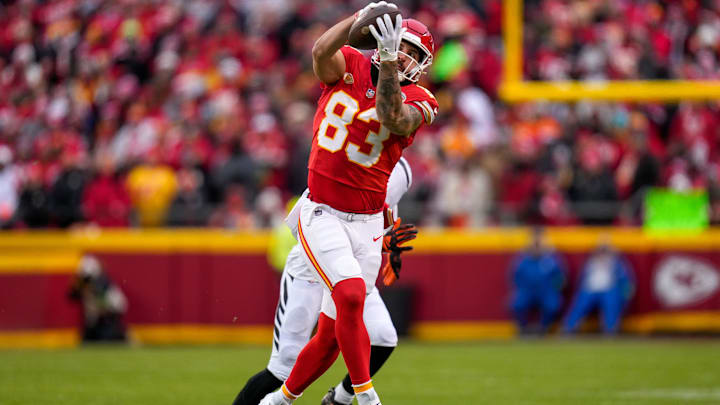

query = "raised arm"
[376, 58, 423, 136]
[311, 16, 353, 85]
[370, 14, 423, 136]
[312, 3, 397, 85]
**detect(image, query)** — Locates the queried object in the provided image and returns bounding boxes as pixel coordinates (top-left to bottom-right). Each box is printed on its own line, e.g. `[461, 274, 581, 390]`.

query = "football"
[348, 5, 402, 50]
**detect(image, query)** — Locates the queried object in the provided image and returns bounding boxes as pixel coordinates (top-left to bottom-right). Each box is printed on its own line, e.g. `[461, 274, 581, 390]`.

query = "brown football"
[348, 5, 402, 50]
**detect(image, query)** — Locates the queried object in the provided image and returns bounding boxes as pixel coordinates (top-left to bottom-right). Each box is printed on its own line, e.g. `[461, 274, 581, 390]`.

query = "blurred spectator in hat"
[668, 102, 719, 171]
[211, 136, 260, 202]
[438, 72, 499, 158]
[68, 255, 128, 342]
[563, 238, 635, 335]
[464, 22, 503, 97]
[166, 166, 211, 227]
[281, 100, 313, 196]
[82, 152, 131, 228]
[16, 162, 51, 228]
[0, 145, 20, 228]
[433, 155, 493, 228]
[208, 184, 257, 229]
[110, 100, 164, 167]
[615, 128, 661, 225]
[454, 78, 499, 150]
[499, 110, 543, 223]
[662, 156, 706, 192]
[49, 147, 89, 228]
[499, 158, 540, 224]
[254, 186, 285, 229]
[615, 113, 663, 198]
[439, 108, 476, 161]
[569, 137, 619, 224]
[164, 123, 213, 171]
[529, 174, 578, 226]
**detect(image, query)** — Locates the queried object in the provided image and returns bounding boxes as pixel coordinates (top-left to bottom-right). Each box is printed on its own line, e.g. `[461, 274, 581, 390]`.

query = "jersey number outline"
[317, 91, 391, 168]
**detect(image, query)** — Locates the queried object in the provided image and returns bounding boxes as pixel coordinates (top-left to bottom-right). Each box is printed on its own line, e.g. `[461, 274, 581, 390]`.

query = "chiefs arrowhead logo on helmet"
[371, 18, 434, 83]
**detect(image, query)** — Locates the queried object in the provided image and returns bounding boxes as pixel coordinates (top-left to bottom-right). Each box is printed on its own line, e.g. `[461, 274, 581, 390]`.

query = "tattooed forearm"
[376, 61, 419, 136]
[377, 61, 403, 122]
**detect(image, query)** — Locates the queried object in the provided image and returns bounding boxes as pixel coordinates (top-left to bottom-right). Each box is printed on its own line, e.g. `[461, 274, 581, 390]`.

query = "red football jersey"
[308, 46, 438, 214]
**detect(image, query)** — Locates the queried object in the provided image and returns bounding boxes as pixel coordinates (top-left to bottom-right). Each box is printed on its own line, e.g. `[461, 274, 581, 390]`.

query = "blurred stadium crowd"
[0, 0, 719, 229]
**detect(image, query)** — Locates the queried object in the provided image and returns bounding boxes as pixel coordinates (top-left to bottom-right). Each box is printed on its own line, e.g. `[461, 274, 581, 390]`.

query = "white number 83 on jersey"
[317, 91, 391, 168]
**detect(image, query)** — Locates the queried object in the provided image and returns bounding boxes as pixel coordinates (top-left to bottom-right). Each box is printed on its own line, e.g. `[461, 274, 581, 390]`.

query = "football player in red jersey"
[260, 3, 437, 405]
[232, 159, 416, 405]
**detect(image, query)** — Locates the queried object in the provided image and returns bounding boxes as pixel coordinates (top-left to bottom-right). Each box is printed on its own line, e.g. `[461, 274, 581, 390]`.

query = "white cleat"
[258, 392, 273, 405]
[356, 390, 381, 405]
[259, 391, 293, 405]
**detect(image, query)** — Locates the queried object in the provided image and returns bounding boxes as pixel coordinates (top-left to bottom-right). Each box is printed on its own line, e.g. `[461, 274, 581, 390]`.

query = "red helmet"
[372, 18, 434, 82]
[402, 19, 434, 62]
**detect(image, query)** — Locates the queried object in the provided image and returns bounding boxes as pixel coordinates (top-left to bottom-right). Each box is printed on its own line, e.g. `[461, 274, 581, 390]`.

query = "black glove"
[382, 218, 418, 252]
[381, 218, 417, 285]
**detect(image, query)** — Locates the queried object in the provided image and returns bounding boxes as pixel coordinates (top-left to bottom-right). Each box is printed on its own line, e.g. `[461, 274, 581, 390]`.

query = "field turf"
[1, 338, 719, 404]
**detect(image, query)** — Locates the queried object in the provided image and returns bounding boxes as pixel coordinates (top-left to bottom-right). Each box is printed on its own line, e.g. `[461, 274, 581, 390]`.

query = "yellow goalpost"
[499, 0, 720, 102]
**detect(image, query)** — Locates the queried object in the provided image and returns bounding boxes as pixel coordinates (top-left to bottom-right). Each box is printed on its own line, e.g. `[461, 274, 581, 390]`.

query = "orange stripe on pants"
[297, 217, 333, 291]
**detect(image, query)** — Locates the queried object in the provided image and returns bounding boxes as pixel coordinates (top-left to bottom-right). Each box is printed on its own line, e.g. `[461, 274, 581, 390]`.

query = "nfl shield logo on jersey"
[366, 88, 375, 98]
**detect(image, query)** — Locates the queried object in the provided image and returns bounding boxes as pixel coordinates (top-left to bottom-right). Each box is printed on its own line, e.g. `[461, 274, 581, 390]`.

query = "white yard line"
[617, 388, 720, 401]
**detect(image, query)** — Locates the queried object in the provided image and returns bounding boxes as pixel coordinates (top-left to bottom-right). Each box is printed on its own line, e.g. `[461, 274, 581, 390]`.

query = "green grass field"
[1, 338, 720, 404]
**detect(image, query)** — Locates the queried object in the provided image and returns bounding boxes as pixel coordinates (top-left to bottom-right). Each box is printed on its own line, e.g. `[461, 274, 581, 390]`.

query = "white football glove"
[369, 13, 405, 62]
[354, 1, 398, 22]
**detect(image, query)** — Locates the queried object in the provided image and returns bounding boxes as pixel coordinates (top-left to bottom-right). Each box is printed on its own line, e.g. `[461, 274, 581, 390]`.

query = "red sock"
[332, 278, 371, 385]
[284, 313, 340, 394]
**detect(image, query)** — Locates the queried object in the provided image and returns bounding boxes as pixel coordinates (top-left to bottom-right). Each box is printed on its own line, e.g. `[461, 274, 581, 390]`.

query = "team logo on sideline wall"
[653, 256, 720, 307]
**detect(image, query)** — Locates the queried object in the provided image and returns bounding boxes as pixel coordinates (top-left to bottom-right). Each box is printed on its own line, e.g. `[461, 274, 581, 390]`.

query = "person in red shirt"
[82, 154, 131, 227]
[260, 3, 437, 405]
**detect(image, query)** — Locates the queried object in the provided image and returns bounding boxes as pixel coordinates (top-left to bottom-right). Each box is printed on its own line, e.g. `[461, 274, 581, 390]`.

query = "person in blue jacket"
[563, 239, 635, 334]
[509, 227, 567, 335]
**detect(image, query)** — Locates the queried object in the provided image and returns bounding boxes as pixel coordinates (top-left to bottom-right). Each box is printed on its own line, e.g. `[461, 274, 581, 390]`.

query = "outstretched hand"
[369, 13, 405, 62]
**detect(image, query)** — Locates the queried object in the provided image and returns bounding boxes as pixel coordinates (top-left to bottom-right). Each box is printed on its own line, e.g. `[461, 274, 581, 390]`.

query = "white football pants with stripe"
[266, 246, 398, 381]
